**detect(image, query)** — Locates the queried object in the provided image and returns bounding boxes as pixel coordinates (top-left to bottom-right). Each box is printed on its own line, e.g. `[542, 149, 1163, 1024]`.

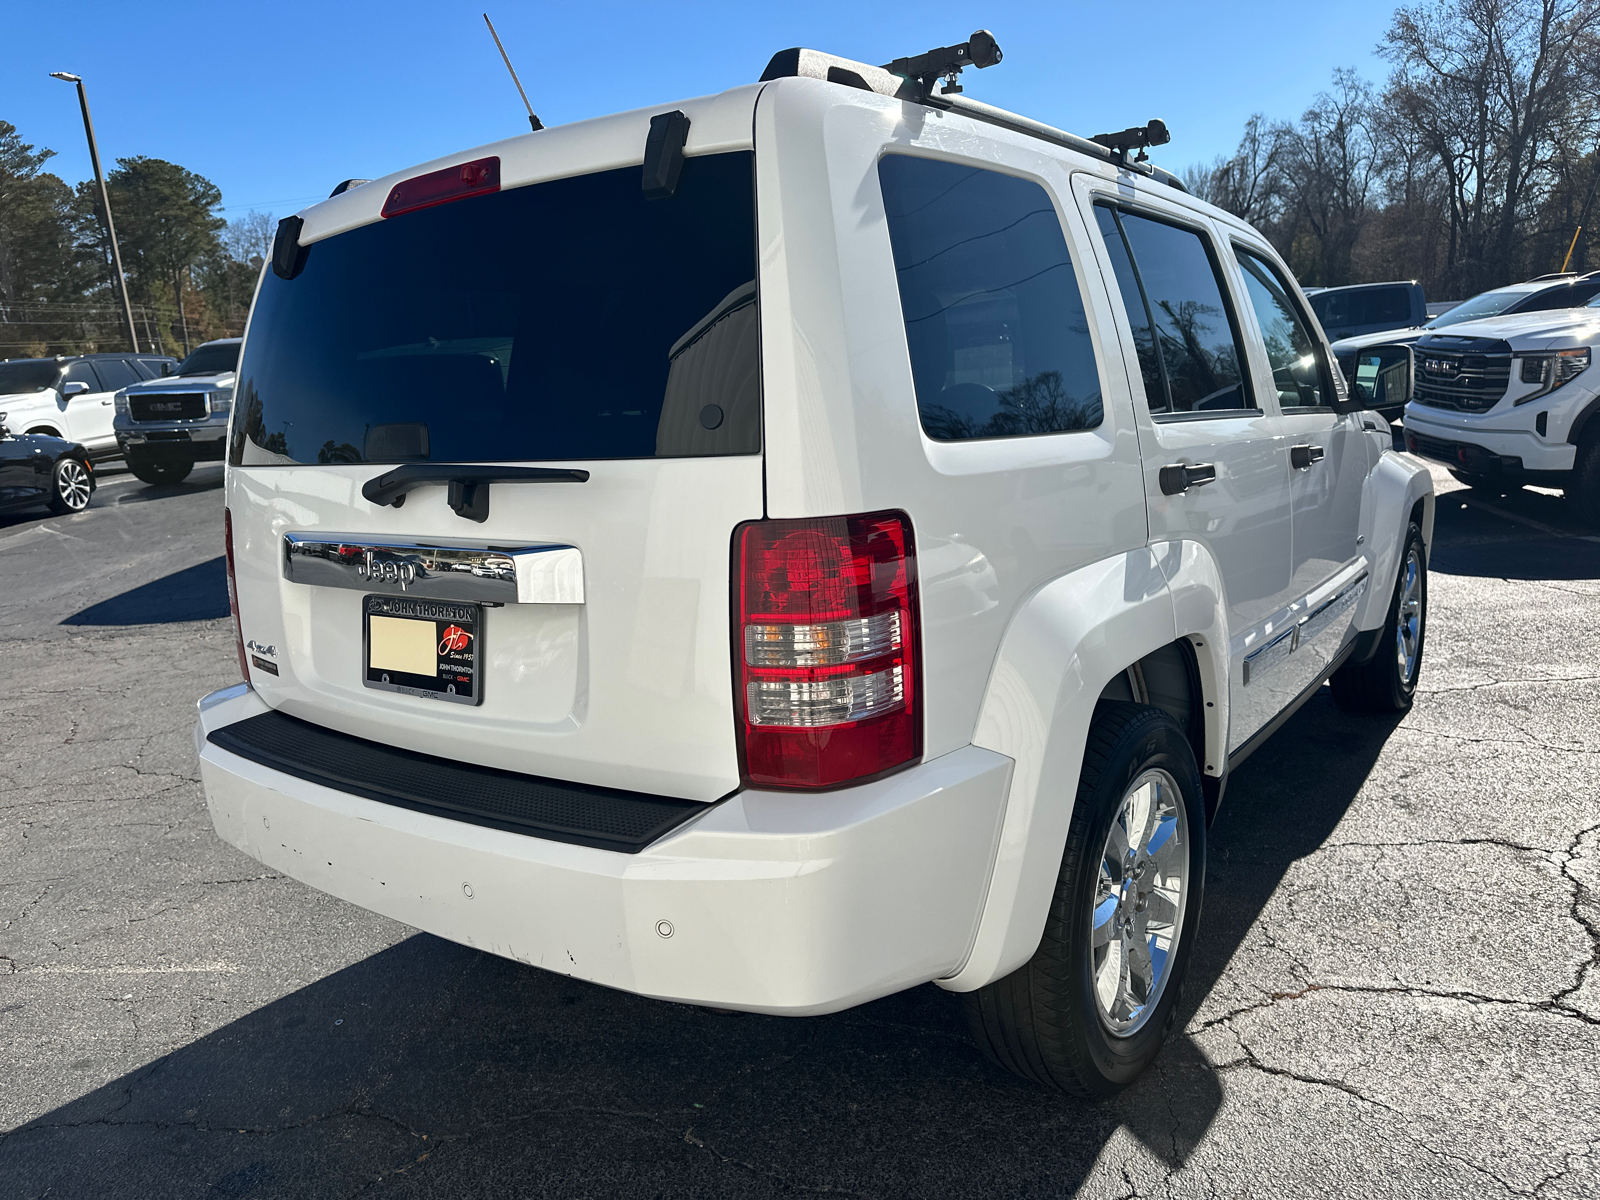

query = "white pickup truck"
[193, 35, 1434, 1097]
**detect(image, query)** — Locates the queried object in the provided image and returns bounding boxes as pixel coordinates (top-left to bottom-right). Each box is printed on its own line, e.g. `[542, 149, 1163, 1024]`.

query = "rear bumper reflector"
[206, 710, 709, 853]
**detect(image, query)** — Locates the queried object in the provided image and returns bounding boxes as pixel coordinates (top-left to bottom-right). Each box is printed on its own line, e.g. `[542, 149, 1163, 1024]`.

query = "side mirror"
[0, 412, 10, 438]
[61, 380, 91, 397]
[161, 362, 174, 376]
[1352, 344, 1412, 410]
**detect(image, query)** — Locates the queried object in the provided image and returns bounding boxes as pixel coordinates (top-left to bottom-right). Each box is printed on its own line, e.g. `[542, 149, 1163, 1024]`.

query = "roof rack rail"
[758, 45, 1186, 193]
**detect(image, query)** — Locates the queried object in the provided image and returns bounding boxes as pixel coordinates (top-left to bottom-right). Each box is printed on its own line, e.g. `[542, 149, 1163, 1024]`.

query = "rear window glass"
[878, 155, 1103, 441]
[231, 152, 758, 466]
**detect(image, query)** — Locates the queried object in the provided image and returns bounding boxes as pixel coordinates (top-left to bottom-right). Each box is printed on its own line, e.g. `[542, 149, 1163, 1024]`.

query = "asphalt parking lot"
[2, 452, 1598, 1199]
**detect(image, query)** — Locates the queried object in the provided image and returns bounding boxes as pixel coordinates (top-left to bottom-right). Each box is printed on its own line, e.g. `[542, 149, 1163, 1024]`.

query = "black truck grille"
[1413, 351, 1511, 413]
[207, 710, 714, 853]
[130, 392, 207, 422]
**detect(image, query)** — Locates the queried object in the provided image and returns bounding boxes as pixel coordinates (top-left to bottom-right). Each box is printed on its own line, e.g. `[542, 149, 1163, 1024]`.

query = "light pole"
[50, 71, 140, 354]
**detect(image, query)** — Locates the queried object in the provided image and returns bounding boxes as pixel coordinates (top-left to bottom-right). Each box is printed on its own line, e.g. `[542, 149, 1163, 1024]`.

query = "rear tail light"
[224, 508, 250, 683]
[381, 156, 500, 218]
[734, 511, 921, 789]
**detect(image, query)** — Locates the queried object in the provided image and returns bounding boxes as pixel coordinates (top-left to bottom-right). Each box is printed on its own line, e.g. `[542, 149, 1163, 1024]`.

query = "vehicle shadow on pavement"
[60, 557, 229, 625]
[1427, 484, 1600, 579]
[5, 688, 1399, 1199]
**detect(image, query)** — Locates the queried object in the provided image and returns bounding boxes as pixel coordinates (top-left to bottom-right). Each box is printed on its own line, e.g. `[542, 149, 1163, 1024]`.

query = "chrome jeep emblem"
[357, 549, 419, 589]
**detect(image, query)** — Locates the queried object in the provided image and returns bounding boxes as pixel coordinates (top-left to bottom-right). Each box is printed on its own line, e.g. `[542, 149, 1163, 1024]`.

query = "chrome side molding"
[1242, 572, 1368, 686]
[283, 534, 584, 604]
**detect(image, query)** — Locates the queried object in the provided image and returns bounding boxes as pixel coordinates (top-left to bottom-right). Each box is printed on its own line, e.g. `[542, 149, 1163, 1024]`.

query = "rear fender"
[939, 545, 1205, 991]
[1354, 449, 1434, 633]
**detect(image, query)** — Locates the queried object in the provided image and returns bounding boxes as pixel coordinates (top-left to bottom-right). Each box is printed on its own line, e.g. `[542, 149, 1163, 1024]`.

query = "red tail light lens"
[381, 155, 500, 218]
[734, 511, 921, 789]
[224, 508, 250, 683]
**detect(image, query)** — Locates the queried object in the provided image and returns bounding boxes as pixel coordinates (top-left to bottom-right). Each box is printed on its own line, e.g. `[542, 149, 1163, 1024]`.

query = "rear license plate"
[363, 595, 482, 705]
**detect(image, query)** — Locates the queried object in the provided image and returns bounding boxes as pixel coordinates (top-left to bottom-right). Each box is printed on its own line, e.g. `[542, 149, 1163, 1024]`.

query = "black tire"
[46, 456, 94, 514]
[1567, 433, 1600, 528]
[960, 701, 1206, 1099]
[126, 452, 194, 485]
[1330, 522, 1427, 713]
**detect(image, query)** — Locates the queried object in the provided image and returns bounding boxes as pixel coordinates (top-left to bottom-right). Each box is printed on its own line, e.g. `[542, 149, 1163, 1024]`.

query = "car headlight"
[209, 388, 233, 414]
[114, 392, 130, 414]
[1516, 348, 1589, 403]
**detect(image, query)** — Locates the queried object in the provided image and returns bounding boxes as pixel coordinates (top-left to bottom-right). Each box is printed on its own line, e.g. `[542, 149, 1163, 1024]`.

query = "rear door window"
[231, 152, 759, 465]
[1094, 205, 1254, 417]
[878, 155, 1103, 441]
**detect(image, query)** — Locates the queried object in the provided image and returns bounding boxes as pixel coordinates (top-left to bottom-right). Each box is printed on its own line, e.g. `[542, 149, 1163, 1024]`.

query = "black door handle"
[1158, 462, 1218, 496]
[1291, 444, 1326, 469]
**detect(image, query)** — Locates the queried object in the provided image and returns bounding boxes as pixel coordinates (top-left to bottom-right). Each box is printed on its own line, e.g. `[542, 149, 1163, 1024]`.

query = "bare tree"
[1382, 0, 1600, 288]
[1278, 70, 1384, 285]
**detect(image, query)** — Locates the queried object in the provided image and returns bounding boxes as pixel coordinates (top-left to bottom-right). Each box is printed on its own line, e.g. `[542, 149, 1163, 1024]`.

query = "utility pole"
[50, 72, 140, 353]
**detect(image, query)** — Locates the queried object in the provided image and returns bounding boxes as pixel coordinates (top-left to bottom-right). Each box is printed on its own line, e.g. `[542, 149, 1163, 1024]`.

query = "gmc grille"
[130, 392, 207, 422]
[1413, 352, 1510, 413]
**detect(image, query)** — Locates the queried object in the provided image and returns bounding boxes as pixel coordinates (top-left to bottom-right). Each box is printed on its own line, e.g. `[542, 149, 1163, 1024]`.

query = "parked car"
[0, 412, 96, 516]
[193, 35, 1433, 1098]
[114, 337, 240, 484]
[1333, 272, 1600, 416]
[1399, 293, 1600, 521]
[1307, 280, 1427, 341]
[0, 352, 178, 460]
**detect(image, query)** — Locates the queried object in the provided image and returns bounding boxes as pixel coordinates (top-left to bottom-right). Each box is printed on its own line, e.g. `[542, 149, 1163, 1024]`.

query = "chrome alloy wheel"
[1395, 547, 1423, 684]
[55, 459, 92, 511]
[1091, 767, 1189, 1036]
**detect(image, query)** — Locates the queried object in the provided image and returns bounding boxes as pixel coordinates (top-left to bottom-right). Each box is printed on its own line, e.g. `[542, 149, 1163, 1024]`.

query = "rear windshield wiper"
[362, 464, 589, 522]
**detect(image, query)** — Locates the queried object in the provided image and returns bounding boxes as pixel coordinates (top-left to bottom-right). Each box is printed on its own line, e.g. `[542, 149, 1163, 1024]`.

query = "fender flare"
[1352, 449, 1434, 637]
[940, 544, 1227, 992]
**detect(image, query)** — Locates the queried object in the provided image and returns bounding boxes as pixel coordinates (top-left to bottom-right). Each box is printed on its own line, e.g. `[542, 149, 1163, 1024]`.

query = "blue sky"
[5, 1, 1403, 225]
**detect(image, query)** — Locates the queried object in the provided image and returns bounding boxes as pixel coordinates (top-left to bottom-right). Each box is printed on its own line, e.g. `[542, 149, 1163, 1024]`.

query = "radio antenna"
[483, 13, 543, 132]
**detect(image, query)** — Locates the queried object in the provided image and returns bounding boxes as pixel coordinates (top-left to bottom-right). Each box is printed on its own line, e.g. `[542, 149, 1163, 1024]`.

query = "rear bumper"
[195, 685, 1013, 1015]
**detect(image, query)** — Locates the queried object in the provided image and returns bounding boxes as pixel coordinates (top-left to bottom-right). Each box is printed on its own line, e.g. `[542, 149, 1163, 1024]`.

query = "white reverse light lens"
[746, 665, 904, 727]
[744, 610, 900, 667]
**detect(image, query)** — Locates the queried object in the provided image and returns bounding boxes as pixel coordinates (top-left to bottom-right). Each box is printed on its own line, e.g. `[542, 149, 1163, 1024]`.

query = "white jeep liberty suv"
[196, 36, 1435, 1097]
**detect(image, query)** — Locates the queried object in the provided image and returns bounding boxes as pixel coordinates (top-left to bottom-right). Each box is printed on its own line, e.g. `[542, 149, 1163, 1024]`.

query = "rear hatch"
[225, 116, 762, 803]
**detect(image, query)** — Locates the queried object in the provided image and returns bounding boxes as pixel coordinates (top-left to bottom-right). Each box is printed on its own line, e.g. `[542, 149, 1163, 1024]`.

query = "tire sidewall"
[1387, 524, 1428, 707]
[51, 458, 91, 513]
[1063, 715, 1207, 1093]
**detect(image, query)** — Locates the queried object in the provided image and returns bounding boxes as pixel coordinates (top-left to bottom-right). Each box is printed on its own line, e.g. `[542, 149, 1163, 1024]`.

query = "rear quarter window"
[878, 154, 1103, 441]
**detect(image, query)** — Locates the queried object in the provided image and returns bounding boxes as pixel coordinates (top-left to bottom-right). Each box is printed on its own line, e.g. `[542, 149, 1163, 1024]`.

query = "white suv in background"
[194, 36, 1434, 1097]
[1399, 298, 1600, 521]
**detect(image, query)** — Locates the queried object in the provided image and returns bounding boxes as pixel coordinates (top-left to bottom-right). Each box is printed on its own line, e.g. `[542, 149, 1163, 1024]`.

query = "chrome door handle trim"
[282, 534, 584, 604]
[1158, 462, 1218, 495]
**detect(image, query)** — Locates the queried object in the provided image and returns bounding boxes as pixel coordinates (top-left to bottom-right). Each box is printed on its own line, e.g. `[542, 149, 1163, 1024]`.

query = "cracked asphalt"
[2, 453, 1598, 1199]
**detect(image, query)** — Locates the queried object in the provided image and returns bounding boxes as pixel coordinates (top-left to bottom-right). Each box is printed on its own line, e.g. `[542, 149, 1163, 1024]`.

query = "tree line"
[0, 121, 272, 361]
[1185, 0, 1600, 299]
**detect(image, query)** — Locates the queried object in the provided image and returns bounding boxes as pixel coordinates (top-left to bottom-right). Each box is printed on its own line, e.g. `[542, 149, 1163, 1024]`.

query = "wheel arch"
[1354, 450, 1434, 635]
[942, 545, 1207, 992]
[26, 425, 63, 439]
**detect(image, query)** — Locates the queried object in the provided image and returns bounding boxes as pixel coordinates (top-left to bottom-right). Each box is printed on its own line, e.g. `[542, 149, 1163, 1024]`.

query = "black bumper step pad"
[207, 709, 712, 853]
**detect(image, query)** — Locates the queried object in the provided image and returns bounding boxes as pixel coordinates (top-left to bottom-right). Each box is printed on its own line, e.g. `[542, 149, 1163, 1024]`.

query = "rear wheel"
[1331, 523, 1427, 712]
[960, 701, 1205, 1098]
[126, 450, 194, 485]
[47, 457, 93, 514]
[1568, 433, 1600, 528]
